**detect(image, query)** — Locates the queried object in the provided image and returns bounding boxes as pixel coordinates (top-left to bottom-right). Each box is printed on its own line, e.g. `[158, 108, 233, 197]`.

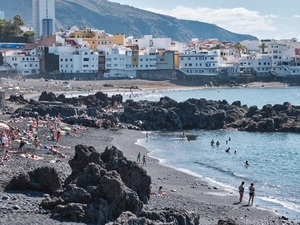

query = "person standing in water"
[248, 182, 255, 205]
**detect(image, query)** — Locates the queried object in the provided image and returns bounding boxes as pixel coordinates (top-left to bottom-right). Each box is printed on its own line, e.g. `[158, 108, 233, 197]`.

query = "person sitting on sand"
[3, 150, 13, 161]
[157, 186, 169, 198]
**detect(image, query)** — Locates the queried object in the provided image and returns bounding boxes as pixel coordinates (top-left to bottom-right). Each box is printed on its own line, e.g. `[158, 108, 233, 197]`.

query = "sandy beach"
[0, 78, 294, 224]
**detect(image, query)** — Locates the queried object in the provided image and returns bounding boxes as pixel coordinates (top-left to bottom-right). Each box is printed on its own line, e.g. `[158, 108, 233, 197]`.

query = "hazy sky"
[111, 0, 300, 40]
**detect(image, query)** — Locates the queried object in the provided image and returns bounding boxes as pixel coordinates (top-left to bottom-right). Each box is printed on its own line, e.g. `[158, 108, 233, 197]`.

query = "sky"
[111, 0, 300, 40]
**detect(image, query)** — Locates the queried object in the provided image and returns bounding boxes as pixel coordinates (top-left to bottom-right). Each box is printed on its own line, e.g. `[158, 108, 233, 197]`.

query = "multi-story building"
[179, 49, 219, 76]
[239, 53, 272, 77]
[47, 38, 98, 74]
[68, 27, 115, 50]
[32, 0, 55, 37]
[133, 35, 172, 50]
[0, 11, 4, 19]
[156, 50, 174, 70]
[4, 49, 40, 75]
[137, 48, 157, 70]
[25, 34, 63, 73]
[103, 46, 136, 78]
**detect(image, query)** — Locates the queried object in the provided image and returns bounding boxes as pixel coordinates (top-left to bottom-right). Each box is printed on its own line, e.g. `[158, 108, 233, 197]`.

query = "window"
[189, 63, 192, 66]
[83, 65, 88, 67]
[65, 59, 68, 61]
[83, 58, 89, 61]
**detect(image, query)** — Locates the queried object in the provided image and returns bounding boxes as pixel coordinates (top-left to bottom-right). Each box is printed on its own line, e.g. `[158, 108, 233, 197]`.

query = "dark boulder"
[38, 91, 57, 101]
[6, 166, 65, 194]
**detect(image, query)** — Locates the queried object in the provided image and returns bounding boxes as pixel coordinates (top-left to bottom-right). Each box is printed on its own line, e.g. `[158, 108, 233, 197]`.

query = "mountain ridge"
[0, 0, 257, 43]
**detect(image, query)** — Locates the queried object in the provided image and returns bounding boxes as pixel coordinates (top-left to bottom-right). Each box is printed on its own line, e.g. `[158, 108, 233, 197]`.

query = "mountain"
[0, 0, 257, 43]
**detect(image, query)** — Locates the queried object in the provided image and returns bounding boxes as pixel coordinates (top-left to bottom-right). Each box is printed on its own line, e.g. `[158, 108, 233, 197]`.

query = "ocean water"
[133, 87, 300, 221]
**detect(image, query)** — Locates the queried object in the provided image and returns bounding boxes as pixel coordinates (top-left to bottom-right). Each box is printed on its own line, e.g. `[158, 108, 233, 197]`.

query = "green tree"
[259, 43, 268, 54]
[23, 30, 35, 37]
[234, 42, 247, 57]
[0, 15, 25, 36]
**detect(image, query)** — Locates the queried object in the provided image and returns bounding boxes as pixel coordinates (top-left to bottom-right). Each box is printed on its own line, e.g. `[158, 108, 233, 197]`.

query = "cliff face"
[1, 0, 257, 43]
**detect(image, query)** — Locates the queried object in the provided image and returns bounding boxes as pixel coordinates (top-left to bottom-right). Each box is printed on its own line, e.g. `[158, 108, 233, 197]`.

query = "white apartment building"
[0, 11, 4, 19]
[4, 49, 40, 75]
[32, 0, 55, 38]
[133, 35, 172, 50]
[239, 53, 272, 76]
[268, 43, 295, 76]
[169, 41, 186, 53]
[179, 49, 219, 76]
[104, 46, 136, 78]
[58, 48, 98, 74]
[240, 40, 260, 52]
[137, 48, 157, 70]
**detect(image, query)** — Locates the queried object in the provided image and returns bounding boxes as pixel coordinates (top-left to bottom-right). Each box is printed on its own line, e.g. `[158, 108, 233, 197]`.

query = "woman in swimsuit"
[248, 182, 255, 205]
[238, 181, 245, 203]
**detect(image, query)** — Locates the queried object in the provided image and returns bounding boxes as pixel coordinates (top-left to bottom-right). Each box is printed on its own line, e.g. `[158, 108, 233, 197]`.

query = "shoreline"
[111, 129, 289, 224]
[0, 78, 298, 224]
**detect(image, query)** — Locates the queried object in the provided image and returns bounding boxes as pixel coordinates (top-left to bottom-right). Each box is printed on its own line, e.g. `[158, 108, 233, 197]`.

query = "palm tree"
[234, 42, 246, 57]
[259, 43, 268, 54]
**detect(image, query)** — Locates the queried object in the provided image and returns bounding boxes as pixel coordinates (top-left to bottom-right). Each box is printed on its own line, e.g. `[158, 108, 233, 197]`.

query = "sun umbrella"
[14, 86, 20, 90]
[61, 126, 71, 131]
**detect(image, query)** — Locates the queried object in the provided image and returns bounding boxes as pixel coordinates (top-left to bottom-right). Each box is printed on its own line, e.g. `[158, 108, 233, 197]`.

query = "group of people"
[238, 181, 255, 205]
[136, 152, 146, 166]
[0, 113, 91, 166]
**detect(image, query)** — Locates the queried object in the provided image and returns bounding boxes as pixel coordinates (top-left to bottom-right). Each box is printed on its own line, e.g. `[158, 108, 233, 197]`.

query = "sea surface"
[132, 87, 300, 221]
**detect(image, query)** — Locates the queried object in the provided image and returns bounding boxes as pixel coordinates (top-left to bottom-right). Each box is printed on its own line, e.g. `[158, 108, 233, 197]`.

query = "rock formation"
[6, 145, 199, 224]
[10, 91, 300, 133]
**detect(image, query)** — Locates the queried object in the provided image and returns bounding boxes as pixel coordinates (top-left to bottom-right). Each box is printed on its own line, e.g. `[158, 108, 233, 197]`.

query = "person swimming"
[211, 139, 215, 145]
[245, 160, 250, 166]
[225, 147, 230, 153]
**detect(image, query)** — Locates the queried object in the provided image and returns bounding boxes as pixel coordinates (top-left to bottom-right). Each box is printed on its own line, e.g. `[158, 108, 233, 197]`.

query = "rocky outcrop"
[121, 97, 300, 133]
[8, 94, 28, 104]
[6, 166, 65, 194]
[6, 145, 200, 224]
[12, 91, 300, 133]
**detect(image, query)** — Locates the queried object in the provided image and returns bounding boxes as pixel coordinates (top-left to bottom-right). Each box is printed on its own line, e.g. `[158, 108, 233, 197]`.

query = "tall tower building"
[32, 0, 55, 38]
[0, 11, 4, 19]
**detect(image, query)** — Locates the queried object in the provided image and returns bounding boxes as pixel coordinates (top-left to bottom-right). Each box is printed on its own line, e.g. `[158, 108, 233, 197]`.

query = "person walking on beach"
[238, 181, 245, 203]
[248, 182, 255, 205]
[146, 132, 149, 140]
[142, 155, 146, 166]
[137, 152, 141, 164]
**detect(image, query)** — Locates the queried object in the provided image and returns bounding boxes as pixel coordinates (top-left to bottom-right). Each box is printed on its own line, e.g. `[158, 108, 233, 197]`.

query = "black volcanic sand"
[0, 112, 291, 225]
